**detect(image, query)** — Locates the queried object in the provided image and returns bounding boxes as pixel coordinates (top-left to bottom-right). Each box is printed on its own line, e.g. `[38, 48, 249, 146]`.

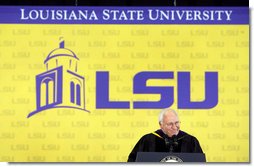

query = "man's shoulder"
[179, 130, 199, 141]
[141, 132, 157, 139]
[139, 131, 164, 141]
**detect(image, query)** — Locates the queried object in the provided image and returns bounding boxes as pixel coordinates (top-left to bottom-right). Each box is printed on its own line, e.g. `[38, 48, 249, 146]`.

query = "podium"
[135, 152, 206, 162]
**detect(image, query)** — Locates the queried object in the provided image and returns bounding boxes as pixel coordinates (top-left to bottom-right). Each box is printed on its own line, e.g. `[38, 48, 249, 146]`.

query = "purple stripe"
[0, 6, 249, 24]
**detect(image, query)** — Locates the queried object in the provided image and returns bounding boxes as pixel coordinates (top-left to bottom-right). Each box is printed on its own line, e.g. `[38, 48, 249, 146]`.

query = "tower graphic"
[27, 38, 88, 118]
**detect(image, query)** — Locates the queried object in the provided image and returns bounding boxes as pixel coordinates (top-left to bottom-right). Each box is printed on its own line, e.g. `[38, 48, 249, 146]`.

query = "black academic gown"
[127, 129, 203, 162]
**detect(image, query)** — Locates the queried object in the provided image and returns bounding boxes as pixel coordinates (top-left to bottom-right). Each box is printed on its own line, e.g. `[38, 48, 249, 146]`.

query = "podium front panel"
[136, 152, 206, 162]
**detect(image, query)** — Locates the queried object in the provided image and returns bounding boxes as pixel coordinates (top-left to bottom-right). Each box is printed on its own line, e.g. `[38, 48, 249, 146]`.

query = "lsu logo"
[27, 38, 89, 118]
[28, 38, 218, 118]
[96, 71, 218, 109]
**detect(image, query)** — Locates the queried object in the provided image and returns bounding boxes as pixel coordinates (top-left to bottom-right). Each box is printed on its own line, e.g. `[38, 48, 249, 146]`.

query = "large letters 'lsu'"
[96, 71, 218, 109]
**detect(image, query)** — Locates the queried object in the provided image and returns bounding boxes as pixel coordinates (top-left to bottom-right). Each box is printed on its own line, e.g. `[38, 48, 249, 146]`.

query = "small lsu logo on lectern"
[160, 156, 183, 162]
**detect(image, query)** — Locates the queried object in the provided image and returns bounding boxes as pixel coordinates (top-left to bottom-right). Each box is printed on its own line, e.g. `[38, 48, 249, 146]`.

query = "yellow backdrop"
[0, 24, 249, 162]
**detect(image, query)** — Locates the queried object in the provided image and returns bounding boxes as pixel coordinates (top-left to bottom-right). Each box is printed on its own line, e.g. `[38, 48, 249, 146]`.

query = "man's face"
[160, 111, 180, 137]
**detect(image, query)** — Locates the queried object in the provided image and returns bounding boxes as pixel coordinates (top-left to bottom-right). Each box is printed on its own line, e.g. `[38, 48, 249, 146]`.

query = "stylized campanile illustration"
[27, 38, 88, 118]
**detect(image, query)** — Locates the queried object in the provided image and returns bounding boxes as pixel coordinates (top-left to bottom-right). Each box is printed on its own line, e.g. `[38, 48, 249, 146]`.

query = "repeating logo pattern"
[0, 25, 249, 162]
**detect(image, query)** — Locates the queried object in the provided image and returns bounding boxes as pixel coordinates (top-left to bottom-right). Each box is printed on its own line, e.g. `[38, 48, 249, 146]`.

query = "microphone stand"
[165, 135, 179, 152]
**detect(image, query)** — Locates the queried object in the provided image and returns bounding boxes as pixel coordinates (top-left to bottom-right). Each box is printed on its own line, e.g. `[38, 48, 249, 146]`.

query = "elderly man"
[127, 108, 203, 162]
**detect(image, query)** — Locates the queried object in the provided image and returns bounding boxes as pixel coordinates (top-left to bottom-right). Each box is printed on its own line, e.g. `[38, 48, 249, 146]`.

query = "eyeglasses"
[165, 121, 181, 128]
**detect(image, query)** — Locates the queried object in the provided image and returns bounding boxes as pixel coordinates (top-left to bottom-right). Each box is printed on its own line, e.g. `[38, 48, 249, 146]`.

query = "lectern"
[136, 152, 206, 162]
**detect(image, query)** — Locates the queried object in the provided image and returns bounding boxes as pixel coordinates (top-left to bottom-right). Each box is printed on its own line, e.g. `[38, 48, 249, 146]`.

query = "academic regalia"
[127, 129, 203, 162]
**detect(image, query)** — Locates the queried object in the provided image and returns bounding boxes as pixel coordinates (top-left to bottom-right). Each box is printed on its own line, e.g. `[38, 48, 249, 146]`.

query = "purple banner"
[0, 6, 249, 24]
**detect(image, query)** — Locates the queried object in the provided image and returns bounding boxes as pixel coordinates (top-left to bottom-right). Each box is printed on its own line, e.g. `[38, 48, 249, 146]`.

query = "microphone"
[172, 135, 179, 148]
[165, 135, 179, 152]
[165, 138, 170, 149]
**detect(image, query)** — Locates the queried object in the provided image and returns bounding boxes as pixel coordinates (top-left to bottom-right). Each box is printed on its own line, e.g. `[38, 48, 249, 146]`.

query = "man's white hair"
[158, 108, 179, 124]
